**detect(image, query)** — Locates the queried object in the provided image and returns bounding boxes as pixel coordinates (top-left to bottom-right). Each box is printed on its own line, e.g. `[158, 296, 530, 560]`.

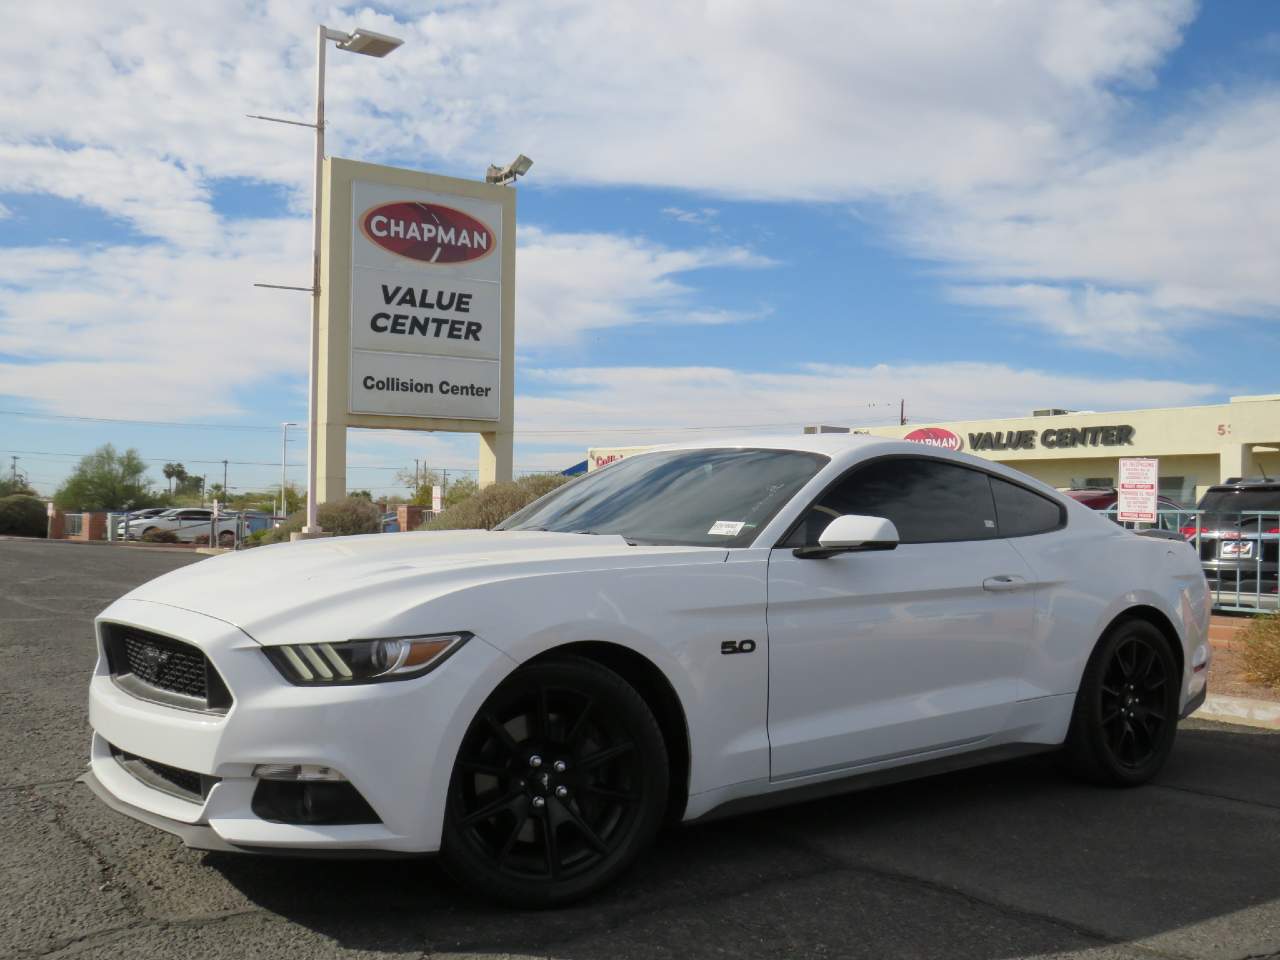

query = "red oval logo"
[360, 202, 496, 264]
[903, 427, 963, 451]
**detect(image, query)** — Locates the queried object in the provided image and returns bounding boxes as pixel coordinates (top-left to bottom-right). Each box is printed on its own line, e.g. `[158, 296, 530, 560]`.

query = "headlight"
[263, 632, 470, 685]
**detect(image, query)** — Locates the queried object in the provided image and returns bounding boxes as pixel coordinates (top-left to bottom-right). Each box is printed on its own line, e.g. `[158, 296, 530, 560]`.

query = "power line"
[0, 405, 905, 437]
[0, 410, 280, 432]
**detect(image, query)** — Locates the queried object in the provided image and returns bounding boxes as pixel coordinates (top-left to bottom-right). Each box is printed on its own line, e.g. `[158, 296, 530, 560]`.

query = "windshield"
[497, 448, 828, 547]
[1198, 488, 1280, 516]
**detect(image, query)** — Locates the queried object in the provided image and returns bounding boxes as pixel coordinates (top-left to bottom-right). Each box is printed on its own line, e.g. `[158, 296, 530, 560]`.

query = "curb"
[1192, 693, 1280, 730]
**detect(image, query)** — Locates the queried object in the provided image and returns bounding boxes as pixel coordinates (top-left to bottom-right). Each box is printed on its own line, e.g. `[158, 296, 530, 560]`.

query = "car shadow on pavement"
[204, 724, 1280, 959]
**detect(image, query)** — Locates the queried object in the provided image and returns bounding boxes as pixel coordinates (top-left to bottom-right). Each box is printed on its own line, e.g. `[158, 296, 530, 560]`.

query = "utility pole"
[899, 399, 906, 426]
[414, 459, 420, 493]
[9, 456, 16, 483]
[222, 459, 228, 494]
[280, 422, 298, 517]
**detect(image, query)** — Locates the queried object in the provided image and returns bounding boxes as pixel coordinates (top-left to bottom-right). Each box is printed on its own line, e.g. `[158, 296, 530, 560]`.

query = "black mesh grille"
[122, 633, 207, 699]
[101, 624, 232, 712]
[109, 744, 217, 804]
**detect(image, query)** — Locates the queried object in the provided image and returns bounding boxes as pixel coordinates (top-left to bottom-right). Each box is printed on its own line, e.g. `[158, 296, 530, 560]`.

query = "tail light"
[1180, 526, 1206, 538]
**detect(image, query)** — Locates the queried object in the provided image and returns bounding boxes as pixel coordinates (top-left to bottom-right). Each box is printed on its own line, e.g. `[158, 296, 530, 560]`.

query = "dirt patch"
[1210, 642, 1280, 703]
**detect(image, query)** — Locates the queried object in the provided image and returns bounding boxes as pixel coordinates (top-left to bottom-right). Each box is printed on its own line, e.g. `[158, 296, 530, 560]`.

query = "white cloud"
[516, 226, 771, 346]
[513, 361, 1220, 445]
[662, 207, 719, 226]
[0, 1, 1196, 238]
[0, 0, 1271, 425]
[902, 94, 1280, 339]
[0, 220, 769, 416]
[946, 284, 1191, 353]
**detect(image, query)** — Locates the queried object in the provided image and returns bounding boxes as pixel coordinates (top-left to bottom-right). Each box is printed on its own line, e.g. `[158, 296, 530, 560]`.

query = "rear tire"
[1062, 619, 1180, 786]
[440, 656, 668, 907]
[218, 530, 235, 547]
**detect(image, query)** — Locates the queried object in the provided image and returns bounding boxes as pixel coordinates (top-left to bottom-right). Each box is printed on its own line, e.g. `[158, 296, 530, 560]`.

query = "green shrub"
[421, 474, 569, 531]
[0, 495, 47, 538]
[141, 528, 179, 543]
[252, 497, 383, 546]
[1241, 614, 1280, 690]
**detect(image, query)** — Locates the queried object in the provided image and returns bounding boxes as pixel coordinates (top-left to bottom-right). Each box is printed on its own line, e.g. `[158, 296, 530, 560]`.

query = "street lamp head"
[485, 154, 534, 185]
[337, 28, 404, 57]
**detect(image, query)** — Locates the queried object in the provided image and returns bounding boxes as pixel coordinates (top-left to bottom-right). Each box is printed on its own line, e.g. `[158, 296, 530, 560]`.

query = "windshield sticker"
[708, 520, 745, 536]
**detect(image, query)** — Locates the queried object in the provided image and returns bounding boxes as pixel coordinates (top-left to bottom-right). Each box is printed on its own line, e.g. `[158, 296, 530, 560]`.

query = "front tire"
[440, 657, 668, 907]
[1062, 619, 1180, 785]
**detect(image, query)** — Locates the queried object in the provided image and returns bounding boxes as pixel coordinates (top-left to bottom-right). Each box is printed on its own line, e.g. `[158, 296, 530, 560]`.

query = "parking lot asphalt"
[2, 537, 1278, 960]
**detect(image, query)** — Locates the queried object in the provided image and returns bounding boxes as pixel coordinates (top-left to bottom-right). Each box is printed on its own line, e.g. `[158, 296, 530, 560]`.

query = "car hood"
[122, 529, 722, 644]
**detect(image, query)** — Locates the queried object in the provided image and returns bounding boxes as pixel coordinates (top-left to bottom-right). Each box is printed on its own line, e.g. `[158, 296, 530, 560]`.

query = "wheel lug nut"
[555, 785, 569, 799]
[531, 796, 546, 809]
[553, 760, 567, 773]
[528, 755, 543, 768]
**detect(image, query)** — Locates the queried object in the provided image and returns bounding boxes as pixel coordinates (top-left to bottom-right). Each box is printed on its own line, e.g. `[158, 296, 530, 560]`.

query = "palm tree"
[162, 462, 183, 494]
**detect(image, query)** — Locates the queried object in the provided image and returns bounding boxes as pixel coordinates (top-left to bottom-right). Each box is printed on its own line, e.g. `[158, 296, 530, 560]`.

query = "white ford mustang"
[84, 435, 1211, 905]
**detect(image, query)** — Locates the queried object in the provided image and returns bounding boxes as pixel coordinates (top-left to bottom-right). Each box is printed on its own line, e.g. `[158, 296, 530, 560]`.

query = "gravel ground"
[2, 537, 1279, 960]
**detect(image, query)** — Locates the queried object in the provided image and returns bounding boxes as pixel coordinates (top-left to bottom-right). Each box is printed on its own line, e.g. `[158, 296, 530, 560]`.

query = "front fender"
[404, 551, 772, 799]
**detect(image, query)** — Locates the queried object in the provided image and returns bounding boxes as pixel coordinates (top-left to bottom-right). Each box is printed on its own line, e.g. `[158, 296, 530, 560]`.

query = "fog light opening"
[252, 763, 346, 782]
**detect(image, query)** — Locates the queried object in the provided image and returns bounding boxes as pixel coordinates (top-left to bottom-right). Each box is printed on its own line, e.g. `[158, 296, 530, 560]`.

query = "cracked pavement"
[2, 537, 1278, 960]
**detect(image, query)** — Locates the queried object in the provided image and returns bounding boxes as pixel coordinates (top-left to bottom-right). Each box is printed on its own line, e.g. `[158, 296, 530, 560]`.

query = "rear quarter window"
[991, 477, 1065, 537]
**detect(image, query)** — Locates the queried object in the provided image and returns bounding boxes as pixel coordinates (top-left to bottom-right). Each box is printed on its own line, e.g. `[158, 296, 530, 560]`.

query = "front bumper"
[87, 598, 515, 854]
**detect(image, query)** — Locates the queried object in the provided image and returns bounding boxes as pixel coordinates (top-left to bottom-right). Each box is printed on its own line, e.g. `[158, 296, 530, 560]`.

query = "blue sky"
[1, 1, 1278, 499]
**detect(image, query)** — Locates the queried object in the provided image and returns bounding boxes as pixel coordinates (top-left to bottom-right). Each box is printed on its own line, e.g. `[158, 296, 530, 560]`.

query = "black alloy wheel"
[441, 657, 668, 906]
[1062, 619, 1180, 785]
[1100, 634, 1170, 768]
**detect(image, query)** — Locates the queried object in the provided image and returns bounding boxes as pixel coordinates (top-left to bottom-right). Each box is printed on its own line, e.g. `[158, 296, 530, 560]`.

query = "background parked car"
[1187, 478, 1280, 609]
[117, 508, 240, 545]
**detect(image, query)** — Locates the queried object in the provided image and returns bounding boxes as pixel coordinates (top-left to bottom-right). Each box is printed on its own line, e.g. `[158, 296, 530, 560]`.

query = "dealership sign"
[1117, 457, 1159, 523]
[903, 427, 963, 451]
[360, 202, 495, 264]
[967, 424, 1136, 452]
[349, 180, 504, 420]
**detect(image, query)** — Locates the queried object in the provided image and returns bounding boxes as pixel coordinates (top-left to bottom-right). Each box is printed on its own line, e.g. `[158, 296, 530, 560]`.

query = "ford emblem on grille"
[139, 645, 170, 671]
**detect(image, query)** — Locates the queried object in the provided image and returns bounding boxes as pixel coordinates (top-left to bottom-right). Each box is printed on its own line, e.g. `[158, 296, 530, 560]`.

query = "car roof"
[643, 433, 1069, 497]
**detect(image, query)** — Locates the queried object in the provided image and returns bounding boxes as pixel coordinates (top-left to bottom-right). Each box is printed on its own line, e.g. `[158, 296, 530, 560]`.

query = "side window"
[784, 457, 998, 546]
[990, 477, 1064, 537]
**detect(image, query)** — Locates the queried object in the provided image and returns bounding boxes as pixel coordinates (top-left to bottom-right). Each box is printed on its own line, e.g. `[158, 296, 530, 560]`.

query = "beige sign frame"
[316, 157, 515, 501]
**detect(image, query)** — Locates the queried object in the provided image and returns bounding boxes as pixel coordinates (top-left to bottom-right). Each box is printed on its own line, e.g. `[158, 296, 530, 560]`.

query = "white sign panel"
[349, 180, 503, 419]
[1117, 457, 1159, 523]
[350, 350, 500, 421]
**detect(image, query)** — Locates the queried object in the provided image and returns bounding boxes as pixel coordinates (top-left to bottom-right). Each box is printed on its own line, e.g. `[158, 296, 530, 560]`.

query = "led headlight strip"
[264, 632, 470, 685]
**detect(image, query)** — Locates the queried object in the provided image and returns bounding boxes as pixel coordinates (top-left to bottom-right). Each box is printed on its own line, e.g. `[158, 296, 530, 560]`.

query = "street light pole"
[302, 25, 404, 535]
[302, 26, 331, 534]
[250, 26, 403, 533]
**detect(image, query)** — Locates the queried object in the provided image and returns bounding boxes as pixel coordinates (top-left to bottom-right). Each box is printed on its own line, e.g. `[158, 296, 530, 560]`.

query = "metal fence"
[63, 513, 83, 538]
[1106, 507, 1279, 614]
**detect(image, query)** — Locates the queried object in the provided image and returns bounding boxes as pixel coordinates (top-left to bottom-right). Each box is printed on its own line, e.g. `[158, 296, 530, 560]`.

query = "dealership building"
[586, 394, 1280, 508]
[851, 393, 1280, 506]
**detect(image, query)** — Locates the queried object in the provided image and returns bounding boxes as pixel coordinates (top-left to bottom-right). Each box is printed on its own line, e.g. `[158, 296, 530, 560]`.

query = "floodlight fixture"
[485, 154, 534, 185]
[336, 28, 404, 58]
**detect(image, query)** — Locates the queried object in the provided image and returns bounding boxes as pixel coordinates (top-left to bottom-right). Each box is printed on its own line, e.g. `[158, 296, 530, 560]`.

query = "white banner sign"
[348, 180, 503, 419]
[350, 350, 500, 420]
[1117, 457, 1159, 523]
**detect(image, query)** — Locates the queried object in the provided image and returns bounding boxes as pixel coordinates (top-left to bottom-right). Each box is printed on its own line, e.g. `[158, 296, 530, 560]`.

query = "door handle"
[983, 574, 1028, 592]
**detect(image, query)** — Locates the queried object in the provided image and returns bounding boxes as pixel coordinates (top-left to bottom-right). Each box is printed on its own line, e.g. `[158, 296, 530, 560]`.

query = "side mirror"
[794, 514, 900, 559]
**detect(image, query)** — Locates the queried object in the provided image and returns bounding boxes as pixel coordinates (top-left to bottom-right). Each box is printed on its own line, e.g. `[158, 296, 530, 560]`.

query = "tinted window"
[785, 457, 998, 546]
[1198, 488, 1280, 514]
[990, 477, 1064, 537]
[498, 448, 828, 547]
